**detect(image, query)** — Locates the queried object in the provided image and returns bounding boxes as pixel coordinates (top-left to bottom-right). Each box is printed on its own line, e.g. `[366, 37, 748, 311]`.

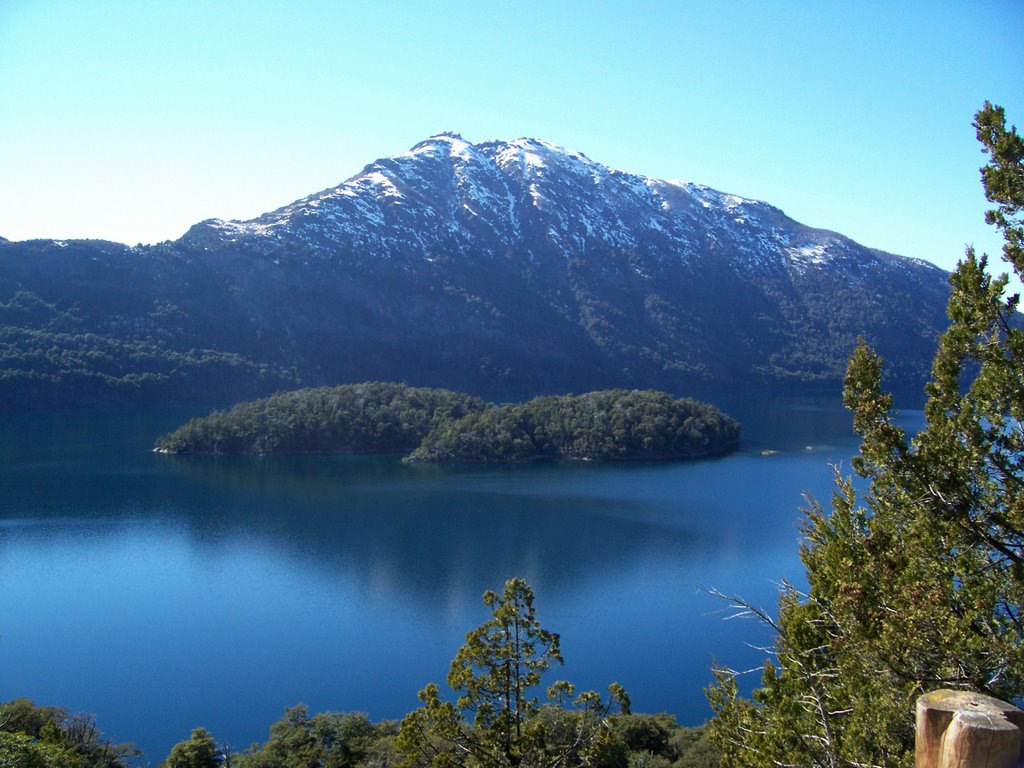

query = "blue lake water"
[0, 394, 923, 763]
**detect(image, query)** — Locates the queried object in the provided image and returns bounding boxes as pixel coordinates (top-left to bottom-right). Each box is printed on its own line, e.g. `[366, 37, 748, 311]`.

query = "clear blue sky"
[1, 0, 1022, 280]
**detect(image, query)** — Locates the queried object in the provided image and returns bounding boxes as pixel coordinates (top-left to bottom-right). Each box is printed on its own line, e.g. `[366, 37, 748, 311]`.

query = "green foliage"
[161, 728, 220, 768]
[0, 730, 84, 768]
[234, 706, 395, 768]
[154, 382, 486, 455]
[155, 384, 739, 463]
[396, 578, 630, 768]
[448, 579, 564, 740]
[406, 389, 739, 463]
[218, 703, 715, 768]
[0, 699, 139, 768]
[0, 699, 68, 738]
[0, 292, 297, 408]
[663, 724, 719, 768]
[705, 104, 1024, 767]
[975, 101, 1024, 274]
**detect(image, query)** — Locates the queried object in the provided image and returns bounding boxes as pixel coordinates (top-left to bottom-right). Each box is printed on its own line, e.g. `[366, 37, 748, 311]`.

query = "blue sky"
[1, 0, 1022, 280]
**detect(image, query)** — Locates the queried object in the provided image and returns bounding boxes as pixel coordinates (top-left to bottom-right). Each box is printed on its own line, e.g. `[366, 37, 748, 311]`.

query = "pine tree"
[706, 103, 1024, 768]
[396, 578, 629, 768]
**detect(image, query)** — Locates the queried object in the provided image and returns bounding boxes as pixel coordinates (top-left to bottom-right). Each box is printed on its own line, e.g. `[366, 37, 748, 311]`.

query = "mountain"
[0, 133, 952, 408]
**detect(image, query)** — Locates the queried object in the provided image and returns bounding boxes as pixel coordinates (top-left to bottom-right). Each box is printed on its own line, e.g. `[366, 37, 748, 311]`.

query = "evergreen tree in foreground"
[397, 578, 630, 768]
[706, 103, 1024, 768]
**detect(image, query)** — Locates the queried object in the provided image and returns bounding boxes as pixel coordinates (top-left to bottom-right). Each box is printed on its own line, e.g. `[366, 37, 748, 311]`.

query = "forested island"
[405, 388, 739, 462]
[153, 382, 485, 455]
[153, 382, 740, 462]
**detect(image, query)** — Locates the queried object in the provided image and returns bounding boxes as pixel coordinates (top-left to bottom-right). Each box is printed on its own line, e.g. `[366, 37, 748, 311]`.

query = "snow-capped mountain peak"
[3, 132, 955, 407]
[188, 133, 945, 286]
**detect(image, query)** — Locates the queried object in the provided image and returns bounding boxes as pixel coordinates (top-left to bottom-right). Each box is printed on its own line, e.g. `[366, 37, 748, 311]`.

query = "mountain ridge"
[0, 133, 952, 408]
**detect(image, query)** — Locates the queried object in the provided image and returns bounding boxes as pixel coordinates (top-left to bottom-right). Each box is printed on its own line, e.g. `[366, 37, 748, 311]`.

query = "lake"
[0, 394, 923, 763]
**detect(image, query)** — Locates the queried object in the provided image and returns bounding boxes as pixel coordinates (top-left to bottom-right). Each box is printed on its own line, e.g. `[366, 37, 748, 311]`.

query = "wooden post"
[916, 689, 1024, 768]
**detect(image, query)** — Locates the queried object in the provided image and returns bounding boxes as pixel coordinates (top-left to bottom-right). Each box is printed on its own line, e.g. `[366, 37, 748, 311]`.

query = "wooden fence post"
[916, 689, 1024, 768]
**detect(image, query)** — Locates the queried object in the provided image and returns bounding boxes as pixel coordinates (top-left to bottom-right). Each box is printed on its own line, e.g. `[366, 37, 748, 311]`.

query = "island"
[154, 383, 740, 463]
[153, 382, 486, 455]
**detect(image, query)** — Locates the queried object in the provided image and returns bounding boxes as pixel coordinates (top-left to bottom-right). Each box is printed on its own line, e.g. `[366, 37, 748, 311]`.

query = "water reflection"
[147, 454, 712, 605]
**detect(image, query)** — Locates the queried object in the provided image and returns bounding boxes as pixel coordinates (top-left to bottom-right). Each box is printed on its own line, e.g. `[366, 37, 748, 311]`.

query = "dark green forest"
[153, 383, 739, 462]
[153, 382, 486, 455]
[0, 290, 297, 408]
[406, 389, 739, 462]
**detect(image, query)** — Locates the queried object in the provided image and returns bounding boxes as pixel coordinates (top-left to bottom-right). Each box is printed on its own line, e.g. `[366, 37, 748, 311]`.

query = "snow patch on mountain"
[788, 243, 832, 269]
[186, 132, 940, 289]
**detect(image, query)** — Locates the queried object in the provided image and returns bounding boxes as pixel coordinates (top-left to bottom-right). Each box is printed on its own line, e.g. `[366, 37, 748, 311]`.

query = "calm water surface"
[0, 395, 923, 763]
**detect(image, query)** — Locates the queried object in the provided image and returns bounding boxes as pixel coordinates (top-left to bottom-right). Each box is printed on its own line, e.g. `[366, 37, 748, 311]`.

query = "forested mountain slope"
[0, 134, 952, 407]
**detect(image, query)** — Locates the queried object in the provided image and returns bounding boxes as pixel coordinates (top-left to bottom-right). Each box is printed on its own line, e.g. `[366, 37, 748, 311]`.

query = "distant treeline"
[154, 382, 740, 462]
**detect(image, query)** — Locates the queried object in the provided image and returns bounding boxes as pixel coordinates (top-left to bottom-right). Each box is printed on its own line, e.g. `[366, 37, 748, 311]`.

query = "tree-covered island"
[153, 382, 740, 463]
[405, 389, 739, 463]
[153, 382, 486, 455]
